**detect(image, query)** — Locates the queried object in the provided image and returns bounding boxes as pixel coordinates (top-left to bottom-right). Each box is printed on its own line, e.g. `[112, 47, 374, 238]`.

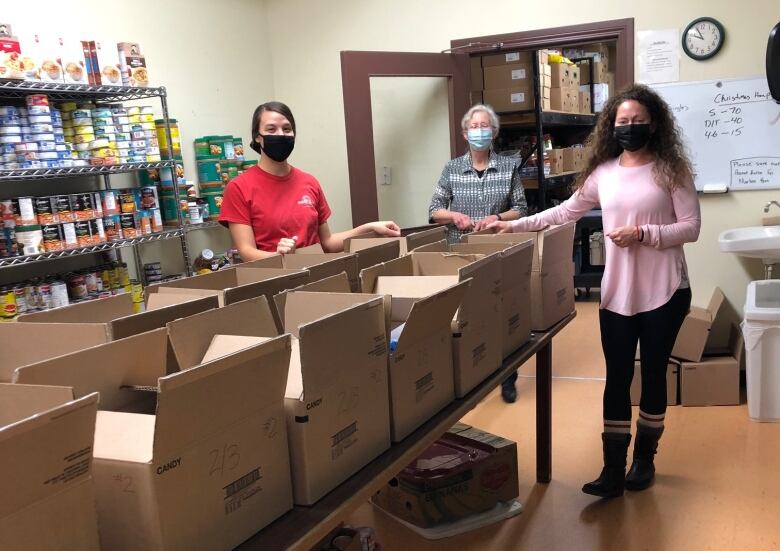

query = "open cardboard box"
[671, 287, 725, 362]
[297, 239, 401, 274]
[17, 292, 218, 341]
[416, 239, 534, 358]
[0, 322, 111, 383]
[275, 271, 469, 442]
[14, 328, 294, 551]
[462, 222, 576, 331]
[680, 324, 743, 407]
[166, 295, 391, 505]
[361, 251, 502, 398]
[344, 226, 446, 256]
[0, 385, 100, 551]
[242, 252, 361, 292]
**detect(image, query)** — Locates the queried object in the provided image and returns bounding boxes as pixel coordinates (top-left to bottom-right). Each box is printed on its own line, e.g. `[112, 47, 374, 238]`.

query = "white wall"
[3, 0, 274, 277]
[264, 0, 779, 340]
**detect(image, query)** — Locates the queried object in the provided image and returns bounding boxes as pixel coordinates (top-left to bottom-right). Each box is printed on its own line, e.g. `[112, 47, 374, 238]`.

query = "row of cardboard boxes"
[470, 50, 613, 113]
[0, 224, 579, 551]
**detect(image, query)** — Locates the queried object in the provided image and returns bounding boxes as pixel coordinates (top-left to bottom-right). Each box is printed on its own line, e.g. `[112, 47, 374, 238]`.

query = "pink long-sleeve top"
[511, 157, 701, 316]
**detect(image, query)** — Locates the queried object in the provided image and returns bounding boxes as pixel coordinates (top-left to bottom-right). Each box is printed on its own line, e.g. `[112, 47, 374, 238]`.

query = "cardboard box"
[299, 238, 401, 273]
[583, 83, 610, 112]
[579, 91, 592, 114]
[361, 251, 502, 397]
[462, 223, 575, 331]
[167, 295, 392, 505]
[548, 148, 564, 175]
[550, 86, 579, 113]
[671, 287, 725, 362]
[550, 63, 574, 88]
[561, 147, 579, 172]
[579, 59, 608, 85]
[372, 424, 518, 528]
[344, 226, 446, 256]
[482, 62, 533, 91]
[17, 292, 218, 342]
[0, 385, 100, 550]
[15, 327, 294, 550]
[0, 322, 111, 383]
[630, 361, 679, 406]
[539, 85, 551, 100]
[680, 325, 743, 407]
[243, 252, 360, 291]
[416, 240, 534, 358]
[481, 51, 532, 67]
[483, 87, 533, 113]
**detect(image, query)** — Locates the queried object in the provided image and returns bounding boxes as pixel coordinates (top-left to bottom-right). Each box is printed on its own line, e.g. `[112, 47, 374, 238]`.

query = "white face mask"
[467, 127, 493, 151]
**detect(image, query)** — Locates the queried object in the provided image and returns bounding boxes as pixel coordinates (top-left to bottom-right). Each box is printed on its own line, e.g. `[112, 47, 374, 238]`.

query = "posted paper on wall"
[638, 29, 680, 84]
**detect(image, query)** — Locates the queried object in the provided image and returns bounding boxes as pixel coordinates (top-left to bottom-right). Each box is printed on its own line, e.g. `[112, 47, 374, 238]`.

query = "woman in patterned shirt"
[428, 104, 528, 245]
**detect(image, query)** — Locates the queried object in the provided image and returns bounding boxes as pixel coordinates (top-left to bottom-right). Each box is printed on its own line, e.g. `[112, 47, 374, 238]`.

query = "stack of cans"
[111, 105, 132, 164]
[90, 106, 118, 166]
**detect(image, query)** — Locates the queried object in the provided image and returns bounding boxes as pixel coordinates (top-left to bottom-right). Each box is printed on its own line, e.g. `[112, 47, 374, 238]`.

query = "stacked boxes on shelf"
[567, 43, 616, 112]
[478, 51, 551, 113]
[548, 145, 593, 175]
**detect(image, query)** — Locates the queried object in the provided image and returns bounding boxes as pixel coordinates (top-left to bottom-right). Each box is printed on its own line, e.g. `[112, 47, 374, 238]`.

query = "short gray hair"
[461, 104, 500, 133]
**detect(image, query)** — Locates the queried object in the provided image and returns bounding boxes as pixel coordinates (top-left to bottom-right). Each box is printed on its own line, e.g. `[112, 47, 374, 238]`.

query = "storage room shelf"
[0, 221, 223, 269]
[500, 110, 597, 128]
[522, 170, 579, 190]
[0, 79, 166, 102]
[0, 161, 175, 182]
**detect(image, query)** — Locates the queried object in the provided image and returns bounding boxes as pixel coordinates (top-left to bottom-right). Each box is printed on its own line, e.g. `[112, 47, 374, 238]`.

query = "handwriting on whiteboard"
[731, 157, 780, 188]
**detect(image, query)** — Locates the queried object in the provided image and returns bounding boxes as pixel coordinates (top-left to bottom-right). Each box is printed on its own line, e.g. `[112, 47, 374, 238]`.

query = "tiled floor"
[346, 300, 780, 550]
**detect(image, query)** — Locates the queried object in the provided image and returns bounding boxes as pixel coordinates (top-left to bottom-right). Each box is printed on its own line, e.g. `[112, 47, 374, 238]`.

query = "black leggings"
[599, 288, 691, 421]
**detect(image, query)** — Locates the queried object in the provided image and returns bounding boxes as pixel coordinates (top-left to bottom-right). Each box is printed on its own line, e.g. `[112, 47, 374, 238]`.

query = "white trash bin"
[743, 280, 780, 421]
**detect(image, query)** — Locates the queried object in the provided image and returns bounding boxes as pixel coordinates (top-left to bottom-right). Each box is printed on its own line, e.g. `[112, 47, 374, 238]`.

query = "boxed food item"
[481, 51, 532, 67]
[94, 40, 122, 85]
[416, 240, 534, 358]
[483, 87, 534, 112]
[680, 325, 743, 407]
[361, 251, 502, 397]
[18, 32, 64, 82]
[549, 63, 574, 88]
[0, 26, 24, 79]
[482, 63, 533, 91]
[550, 87, 579, 112]
[0, 385, 100, 550]
[462, 222, 576, 331]
[14, 327, 294, 551]
[630, 361, 680, 406]
[167, 295, 391, 505]
[671, 287, 725, 362]
[117, 42, 149, 87]
[548, 148, 564, 175]
[57, 37, 89, 85]
[372, 424, 518, 528]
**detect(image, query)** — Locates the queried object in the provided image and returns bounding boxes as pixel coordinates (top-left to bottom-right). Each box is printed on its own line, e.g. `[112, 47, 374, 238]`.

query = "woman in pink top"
[489, 84, 701, 498]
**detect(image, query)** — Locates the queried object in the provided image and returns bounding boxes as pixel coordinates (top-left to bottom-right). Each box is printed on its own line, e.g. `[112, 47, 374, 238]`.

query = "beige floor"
[347, 300, 780, 550]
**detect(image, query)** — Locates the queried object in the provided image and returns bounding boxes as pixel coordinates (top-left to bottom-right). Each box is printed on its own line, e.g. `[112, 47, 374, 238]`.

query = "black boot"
[625, 425, 664, 491]
[582, 432, 631, 498]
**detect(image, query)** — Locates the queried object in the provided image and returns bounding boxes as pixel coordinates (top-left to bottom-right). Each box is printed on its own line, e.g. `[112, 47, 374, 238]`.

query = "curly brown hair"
[575, 83, 693, 193]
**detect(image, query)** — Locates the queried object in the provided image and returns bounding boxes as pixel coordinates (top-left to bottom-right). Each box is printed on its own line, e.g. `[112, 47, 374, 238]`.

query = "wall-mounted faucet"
[764, 200, 780, 213]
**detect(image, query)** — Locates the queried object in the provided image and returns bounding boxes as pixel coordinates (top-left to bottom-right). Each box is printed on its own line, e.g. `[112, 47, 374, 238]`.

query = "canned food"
[89, 138, 110, 149]
[0, 125, 22, 135]
[75, 143, 90, 152]
[126, 107, 141, 116]
[140, 122, 156, 131]
[37, 283, 52, 311]
[130, 280, 143, 303]
[89, 218, 106, 243]
[67, 274, 88, 300]
[85, 271, 99, 294]
[60, 222, 78, 249]
[74, 132, 96, 143]
[15, 224, 44, 255]
[12, 197, 38, 225]
[34, 196, 58, 224]
[72, 109, 91, 120]
[0, 106, 19, 116]
[114, 116, 130, 126]
[30, 124, 54, 134]
[138, 211, 152, 235]
[51, 281, 69, 308]
[132, 300, 145, 314]
[13, 286, 27, 314]
[28, 114, 52, 124]
[0, 135, 23, 144]
[140, 113, 155, 123]
[119, 213, 138, 238]
[38, 151, 58, 160]
[91, 108, 112, 118]
[42, 224, 64, 252]
[1, 287, 17, 318]
[103, 215, 122, 241]
[95, 125, 117, 135]
[138, 186, 158, 209]
[73, 220, 91, 247]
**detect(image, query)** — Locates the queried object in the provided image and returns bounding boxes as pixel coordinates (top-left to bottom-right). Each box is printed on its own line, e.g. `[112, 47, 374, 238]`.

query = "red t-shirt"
[219, 165, 332, 252]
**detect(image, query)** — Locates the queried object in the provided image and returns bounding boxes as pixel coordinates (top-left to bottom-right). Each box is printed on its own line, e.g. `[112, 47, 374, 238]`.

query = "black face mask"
[253, 134, 295, 162]
[613, 124, 652, 152]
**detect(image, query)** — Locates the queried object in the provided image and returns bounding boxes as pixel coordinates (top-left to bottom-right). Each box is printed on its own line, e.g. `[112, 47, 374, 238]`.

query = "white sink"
[719, 226, 780, 263]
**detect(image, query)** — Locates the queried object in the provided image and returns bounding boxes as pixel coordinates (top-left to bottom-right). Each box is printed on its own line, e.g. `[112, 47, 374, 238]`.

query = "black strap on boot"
[582, 432, 631, 498]
[625, 425, 664, 491]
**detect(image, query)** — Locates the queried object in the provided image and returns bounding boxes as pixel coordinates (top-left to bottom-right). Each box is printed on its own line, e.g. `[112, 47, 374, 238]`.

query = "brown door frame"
[450, 18, 635, 92]
[341, 51, 470, 226]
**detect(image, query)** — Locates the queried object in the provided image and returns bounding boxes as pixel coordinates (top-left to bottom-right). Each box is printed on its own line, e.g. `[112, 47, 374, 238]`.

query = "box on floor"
[671, 287, 725, 362]
[372, 423, 519, 528]
[680, 324, 744, 407]
[279, 271, 469, 442]
[167, 294, 391, 505]
[361, 251, 502, 398]
[416, 239, 534, 358]
[13, 327, 293, 551]
[462, 222, 575, 331]
[344, 226, 446, 256]
[0, 385, 100, 550]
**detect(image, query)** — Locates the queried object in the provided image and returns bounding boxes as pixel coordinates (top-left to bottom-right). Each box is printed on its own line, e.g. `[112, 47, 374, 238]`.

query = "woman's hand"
[607, 225, 639, 248]
[485, 220, 513, 234]
[473, 214, 499, 232]
[276, 236, 297, 255]
[368, 221, 401, 237]
[451, 212, 473, 231]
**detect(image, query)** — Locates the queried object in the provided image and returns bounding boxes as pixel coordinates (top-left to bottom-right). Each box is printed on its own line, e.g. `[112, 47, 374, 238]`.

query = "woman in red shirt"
[219, 101, 400, 259]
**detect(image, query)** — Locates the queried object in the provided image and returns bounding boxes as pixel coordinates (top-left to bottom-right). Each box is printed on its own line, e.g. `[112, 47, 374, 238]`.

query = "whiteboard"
[653, 77, 780, 191]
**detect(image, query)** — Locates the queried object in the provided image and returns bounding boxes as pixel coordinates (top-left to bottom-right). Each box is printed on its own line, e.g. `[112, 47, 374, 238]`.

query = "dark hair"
[575, 83, 693, 193]
[250, 101, 296, 154]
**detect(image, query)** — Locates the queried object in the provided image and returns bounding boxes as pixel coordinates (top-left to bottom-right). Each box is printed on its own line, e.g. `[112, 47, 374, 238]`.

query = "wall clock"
[683, 17, 726, 60]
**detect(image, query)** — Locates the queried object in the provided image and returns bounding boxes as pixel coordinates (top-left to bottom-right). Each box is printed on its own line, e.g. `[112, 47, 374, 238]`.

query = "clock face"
[683, 17, 725, 60]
